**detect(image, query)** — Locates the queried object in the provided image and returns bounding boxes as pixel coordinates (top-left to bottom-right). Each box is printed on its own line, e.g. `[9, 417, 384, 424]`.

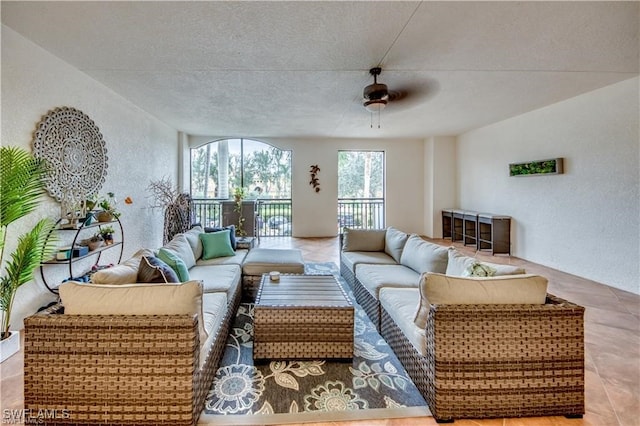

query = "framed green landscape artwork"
[509, 158, 564, 177]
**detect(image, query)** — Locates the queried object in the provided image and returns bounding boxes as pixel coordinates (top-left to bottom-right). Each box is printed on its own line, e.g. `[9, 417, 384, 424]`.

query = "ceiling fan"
[362, 67, 405, 112]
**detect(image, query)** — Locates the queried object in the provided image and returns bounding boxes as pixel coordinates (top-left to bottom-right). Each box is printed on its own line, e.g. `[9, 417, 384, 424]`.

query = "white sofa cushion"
[200, 292, 228, 368]
[379, 287, 426, 356]
[91, 248, 155, 284]
[414, 273, 548, 328]
[196, 249, 248, 266]
[163, 234, 196, 269]
[183, 226, 204, 261]
[342, 228, 386, 252]
[59, 280, 207, 344]
[341, 251, 397, 273]
[356, 264, 421, 298]
[399, 235, 448, 274]
[445, 248, 526, 277]
[188, 264, 241, 295]
[384, 227, 409, 263]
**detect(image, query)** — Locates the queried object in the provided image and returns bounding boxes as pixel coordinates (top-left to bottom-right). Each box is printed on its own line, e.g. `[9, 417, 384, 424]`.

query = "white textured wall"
[188, 136, 426, 237]
[457, 77, 639, 294]
[1, 26, 178, 328]
[424, 136, 457, 238]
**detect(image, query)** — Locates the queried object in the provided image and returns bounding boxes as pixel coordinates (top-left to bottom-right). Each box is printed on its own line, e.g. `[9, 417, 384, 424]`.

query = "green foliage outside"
[338, 151, 384, 198]
[191, 139, 291, 199]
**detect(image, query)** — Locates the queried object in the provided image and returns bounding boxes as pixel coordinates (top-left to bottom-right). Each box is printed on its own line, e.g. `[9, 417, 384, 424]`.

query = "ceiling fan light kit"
[363, 67, 392, 127]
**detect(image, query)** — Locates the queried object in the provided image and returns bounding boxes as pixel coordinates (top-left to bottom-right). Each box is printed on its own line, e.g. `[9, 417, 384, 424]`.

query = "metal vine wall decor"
[309, 164, 321, 192]
[32, 107, 108, 203]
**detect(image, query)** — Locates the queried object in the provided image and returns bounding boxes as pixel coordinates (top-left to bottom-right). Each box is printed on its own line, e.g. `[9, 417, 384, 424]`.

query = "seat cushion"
[242, 248, 304, 275]
[341, 251, 397, 273]
[196, 249, 248, 266]
[188, 264, 241, 296]
[200, 292, 228, 368]
[379, 287, 426, 356]
[356, 264, 421, 299]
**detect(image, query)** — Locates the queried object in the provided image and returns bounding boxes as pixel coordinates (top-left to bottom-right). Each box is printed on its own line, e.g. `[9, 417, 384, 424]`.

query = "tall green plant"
[0, 146, 57, 339]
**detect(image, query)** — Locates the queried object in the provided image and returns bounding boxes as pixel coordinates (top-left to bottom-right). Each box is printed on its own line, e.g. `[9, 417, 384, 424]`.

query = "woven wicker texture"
[254, 274, 354, 359]
[23, 283, 241, 426]
[380, 294, 585, 422]
[352, 275, 381, 329]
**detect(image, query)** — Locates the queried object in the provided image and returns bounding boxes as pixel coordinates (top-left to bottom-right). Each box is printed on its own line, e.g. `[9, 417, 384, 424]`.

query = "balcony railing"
[192, 197, 384, 236]
[338, 198, 385, 232]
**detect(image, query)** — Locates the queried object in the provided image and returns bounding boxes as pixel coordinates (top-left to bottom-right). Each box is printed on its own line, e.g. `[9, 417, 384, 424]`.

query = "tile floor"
[1, 236, 638, 426]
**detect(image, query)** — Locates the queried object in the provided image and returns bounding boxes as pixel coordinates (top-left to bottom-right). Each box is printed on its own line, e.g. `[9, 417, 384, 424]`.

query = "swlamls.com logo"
[2, 409, 71, 424]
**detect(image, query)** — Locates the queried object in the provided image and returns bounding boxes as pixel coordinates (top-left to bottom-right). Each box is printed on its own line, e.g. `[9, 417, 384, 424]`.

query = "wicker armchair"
[23, 284, 240, 426]
[380, 294, 585, 423]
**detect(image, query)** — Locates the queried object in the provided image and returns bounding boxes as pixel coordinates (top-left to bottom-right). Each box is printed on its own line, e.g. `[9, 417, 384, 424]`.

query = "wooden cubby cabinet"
[40, 215, 124, 293]
[442, 209, 511, 255]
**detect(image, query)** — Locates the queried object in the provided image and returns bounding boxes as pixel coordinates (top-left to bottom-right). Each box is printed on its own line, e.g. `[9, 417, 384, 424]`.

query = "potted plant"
[233, 187, 247, 237]
[97, 192, 120, 222]
[99, 225, 115, 245]
[1, 146, 57, 362]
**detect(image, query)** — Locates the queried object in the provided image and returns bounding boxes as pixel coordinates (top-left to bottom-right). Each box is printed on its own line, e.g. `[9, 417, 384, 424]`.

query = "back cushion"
[384, 227, 409, 263]
[183, 226, 204, 260]
[399, 235, 448, 274]
[163, 234, 196, 269]
[59, 280, 207, 344]
[91, 248, 155, 284]
[413, 272, 548, 328]
[137, 256, 180, 283]
[342, 228, 386, 252]
[445, 248, 526, 276]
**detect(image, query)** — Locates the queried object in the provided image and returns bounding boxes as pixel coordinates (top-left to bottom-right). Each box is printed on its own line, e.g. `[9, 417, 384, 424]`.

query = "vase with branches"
[1, 146, 57, 347]
[147, 177, 192, 244]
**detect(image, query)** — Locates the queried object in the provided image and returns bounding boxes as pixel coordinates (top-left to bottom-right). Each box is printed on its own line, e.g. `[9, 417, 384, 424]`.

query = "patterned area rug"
[199, 263, 429, 425]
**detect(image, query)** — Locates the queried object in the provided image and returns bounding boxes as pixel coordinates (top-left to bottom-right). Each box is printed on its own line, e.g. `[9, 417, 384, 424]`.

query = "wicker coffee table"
[253, 274, 354, 360]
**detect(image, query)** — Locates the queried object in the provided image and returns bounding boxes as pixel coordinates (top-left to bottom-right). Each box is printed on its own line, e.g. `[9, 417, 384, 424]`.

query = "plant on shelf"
[99, 225, 115, 245]
[97, 192, 121, 222]
[233, 187, 247, 237]
[0, 146, 57, 349]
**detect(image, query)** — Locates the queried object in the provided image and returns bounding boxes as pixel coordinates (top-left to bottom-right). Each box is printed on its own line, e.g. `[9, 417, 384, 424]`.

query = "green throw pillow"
[157, 248, 190, 282]
[200, 230, 235, 260]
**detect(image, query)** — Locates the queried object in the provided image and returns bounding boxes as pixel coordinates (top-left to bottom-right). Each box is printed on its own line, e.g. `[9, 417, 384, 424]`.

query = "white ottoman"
[242, 248, 305, 300]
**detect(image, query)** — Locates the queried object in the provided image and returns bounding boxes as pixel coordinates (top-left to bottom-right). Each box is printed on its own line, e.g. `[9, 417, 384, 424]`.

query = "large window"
[190, 139, 292, 236]
[190, 138, 291, 199]
[338, 151, 385, 230]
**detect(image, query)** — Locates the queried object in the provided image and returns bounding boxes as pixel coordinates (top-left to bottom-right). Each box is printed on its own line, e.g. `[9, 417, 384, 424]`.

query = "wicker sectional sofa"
[339, 227, 585, 422]
[24, 226, 244, 426]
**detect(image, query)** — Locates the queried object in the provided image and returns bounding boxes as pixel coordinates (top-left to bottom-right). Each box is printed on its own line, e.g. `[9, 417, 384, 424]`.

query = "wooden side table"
[478, 214, 511, 255]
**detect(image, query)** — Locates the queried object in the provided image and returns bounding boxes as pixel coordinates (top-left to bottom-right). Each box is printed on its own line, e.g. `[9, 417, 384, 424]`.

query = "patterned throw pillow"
[463, 261, 497, 277]
[137, 255, 180, 283]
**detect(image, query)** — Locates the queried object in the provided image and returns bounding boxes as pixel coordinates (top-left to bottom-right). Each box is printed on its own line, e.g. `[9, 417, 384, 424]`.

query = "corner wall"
[1, 26, 179, 328]
[457, 77, 639, 294]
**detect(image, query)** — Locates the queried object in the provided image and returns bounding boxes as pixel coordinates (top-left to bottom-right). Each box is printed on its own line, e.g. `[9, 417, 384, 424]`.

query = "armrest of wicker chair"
[24, 304, 203, 426]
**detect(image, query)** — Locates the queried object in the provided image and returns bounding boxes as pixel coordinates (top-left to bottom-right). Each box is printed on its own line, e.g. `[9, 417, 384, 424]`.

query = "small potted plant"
[97, 192, 120, 222]
[99, 225, 115, 245]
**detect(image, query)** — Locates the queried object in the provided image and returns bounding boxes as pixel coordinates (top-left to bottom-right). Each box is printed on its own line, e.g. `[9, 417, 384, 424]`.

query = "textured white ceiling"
[2, 1, 638, 138]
